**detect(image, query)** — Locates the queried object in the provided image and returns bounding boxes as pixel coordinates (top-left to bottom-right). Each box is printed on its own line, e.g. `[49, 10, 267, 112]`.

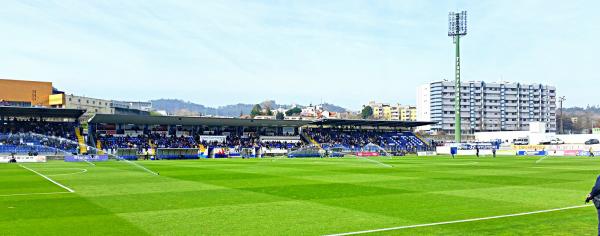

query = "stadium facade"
[417, 80, 557, 134]
[0, 79, 54, 107]
[0, 79, 152, 121]
[49, 94, 151, 120]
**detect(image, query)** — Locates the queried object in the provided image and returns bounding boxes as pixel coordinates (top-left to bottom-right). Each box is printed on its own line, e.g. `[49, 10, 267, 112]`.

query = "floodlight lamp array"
[448, 11, 467, 36]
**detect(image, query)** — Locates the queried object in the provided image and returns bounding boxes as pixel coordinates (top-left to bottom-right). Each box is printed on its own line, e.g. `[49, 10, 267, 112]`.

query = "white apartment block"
[417, 81, 557, 134]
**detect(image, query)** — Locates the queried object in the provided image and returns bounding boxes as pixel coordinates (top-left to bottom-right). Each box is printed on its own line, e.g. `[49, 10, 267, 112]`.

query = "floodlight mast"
[448, 11, 467, 143]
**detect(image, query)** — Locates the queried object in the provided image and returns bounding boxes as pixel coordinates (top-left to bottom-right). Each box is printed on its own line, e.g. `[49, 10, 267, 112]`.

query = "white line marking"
[361, 157, 393, 168]
[535, 155, 551, 164]
[19, 164, 75, 193]
[117, 158, 159, 175]
[530, 166, 595, 170]
[83, 159, 96, 166]
[46, 168, 87, 176]
[444, 162, 479, 166]
[325, 204, 592, 236]
[0, 191, 72, 197]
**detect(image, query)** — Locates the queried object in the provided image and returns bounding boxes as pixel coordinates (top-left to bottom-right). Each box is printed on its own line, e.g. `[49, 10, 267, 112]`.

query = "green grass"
[1, 155, 599, 235]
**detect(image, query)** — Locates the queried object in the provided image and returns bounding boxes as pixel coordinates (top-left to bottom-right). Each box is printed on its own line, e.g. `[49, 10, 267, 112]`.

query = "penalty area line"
[19, 164, 75, 193]
[325, 204, 592, 236]
[46, 168, 88, 177]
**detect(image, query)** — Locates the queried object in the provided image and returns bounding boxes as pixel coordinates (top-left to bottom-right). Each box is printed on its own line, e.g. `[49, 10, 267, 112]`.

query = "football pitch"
[1, 156, 599, 235]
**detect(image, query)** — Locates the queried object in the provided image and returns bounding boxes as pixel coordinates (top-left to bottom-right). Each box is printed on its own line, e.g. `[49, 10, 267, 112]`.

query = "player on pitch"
[586, 175, 600, 235]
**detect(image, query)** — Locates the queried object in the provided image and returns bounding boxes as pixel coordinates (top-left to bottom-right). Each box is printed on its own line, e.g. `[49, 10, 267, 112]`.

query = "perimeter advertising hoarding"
[0, 156, 47, 163]
[516, 151, 547, 156]
[64, 155, 109, 162]
[453, 142, 498, 150]
[511, 145, 546, 151]
[356, 152, 379, 157]
[577, 151, 600, 156]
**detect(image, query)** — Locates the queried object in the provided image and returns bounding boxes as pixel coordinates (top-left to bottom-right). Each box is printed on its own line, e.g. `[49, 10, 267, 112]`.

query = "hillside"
[150, 99, 349, 117]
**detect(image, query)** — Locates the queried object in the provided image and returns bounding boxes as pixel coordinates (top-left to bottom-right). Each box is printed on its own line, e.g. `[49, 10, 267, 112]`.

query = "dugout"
[156, 148, 200, 159]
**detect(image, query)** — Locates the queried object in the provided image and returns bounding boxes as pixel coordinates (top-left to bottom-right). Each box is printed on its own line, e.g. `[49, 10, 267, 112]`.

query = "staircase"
[413, 132, 429, 146]
[301, 133, 322, 149]
[148, 139, 156, 155]
[96, 140, 104, 154]
[74, 127, 87, 154]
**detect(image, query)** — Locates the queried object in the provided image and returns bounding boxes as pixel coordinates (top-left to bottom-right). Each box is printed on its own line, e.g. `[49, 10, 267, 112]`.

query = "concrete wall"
[475, 131, 531, 143]
[555, 134, 600, 144]
[475, 130, 600, 145]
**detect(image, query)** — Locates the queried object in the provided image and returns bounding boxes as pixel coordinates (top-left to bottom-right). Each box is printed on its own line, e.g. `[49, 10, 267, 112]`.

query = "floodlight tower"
[559, 96, 566, 134]
[448, 11, 467, 143]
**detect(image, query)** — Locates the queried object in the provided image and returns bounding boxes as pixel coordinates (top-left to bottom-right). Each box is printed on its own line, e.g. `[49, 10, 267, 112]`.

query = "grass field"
[1, 155, 600, 235]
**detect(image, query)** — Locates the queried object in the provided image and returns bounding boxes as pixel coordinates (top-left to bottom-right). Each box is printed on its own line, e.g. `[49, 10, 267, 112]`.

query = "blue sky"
[1, 1, 598, 110]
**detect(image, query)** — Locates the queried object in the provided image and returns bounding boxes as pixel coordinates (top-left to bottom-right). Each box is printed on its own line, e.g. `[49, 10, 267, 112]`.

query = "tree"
[361, 106, 373, 119]
[561, 116, 575, 134]
[266, 108, 273, 116]
[149, 111, 164, 116]
[276, 112, 284, 120]
[285, 107, 302, 116]
[250, 104, 262, 117]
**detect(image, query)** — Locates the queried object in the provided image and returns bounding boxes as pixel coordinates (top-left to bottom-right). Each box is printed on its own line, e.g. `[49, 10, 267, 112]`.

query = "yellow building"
[0, 79, 53, 107]
[369, 102, 392, 120]
[382, 106, 392, 120]
[400, 106, 417, 121]
[367, 101, 416, 121]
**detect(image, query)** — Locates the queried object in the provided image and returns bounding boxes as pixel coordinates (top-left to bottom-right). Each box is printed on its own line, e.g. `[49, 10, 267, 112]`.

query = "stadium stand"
[97, 133, 303, 154]
[304, 128, 430, 153]
[0, 107, 85, 155]
[0, 108, 435, 159]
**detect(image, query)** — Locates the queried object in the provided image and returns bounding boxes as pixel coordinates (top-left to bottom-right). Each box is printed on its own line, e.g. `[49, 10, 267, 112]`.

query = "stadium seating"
[0, 119, 79, 155]
[95, 129, 429, 155]
[0, 118, 430, 157]
[97, 132, 304, 154]
[305, 128, 429, 152]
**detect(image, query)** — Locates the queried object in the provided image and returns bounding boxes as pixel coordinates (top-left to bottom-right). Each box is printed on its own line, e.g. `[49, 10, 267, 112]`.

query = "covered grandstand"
[304, 119, 436, 155]
[0, 106, 84, 119]
[87, 114, 312, 159]
[87, 114, 435, 158]
[0, 106, 436, 159]
[0, 107, 85, 156]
